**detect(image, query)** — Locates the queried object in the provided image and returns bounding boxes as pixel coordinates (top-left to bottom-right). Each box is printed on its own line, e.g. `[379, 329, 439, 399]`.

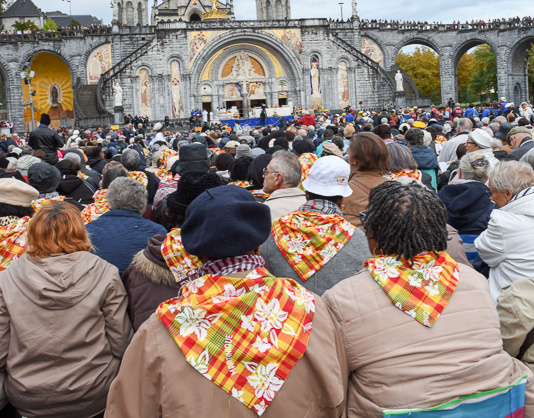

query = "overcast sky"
[31, 0, 534, 24]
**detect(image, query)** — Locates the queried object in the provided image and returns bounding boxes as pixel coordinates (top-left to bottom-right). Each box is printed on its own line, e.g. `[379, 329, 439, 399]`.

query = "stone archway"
[507, 36, 534, 104]
[190, 31, 303, 113]
[21, 52, 75, 130]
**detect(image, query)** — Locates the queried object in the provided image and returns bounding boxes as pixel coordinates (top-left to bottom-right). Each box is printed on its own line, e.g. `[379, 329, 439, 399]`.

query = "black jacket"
[56, 175, 96, 205]
[29, 125, 64, 165]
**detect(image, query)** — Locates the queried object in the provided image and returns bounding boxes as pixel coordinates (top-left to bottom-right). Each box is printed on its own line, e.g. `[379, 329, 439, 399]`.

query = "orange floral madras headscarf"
[435, 134, 448, 146]
[156, 149, 179, 183]
[128, 171, 148, 188]
[386, 169, 422, 181]
[157, 267, 314, 416]
[0, 217, 30, 272]
[250, 189, 270, 201]
[271, 210, 356, 281]
[298, 153, 318, 185]
[228, 180, 251, 188]
[161, 229, 202, 284]
[364, 251, 459, 327]
[30, 196, 66, 212]
[82, 189, 110, 224]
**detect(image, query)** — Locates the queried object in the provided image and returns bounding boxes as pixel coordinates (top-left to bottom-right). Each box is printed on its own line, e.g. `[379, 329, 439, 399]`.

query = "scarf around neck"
[386, 169, 422, 181]
[271, 207, 355, 282]
[161, 228, 202, 286]
[30, 195, 65, 212]
[364, 251, 459, 327]
[82, 189, 110, 224]
[0, 216, 30, 272]
[157, 267, 315, 416]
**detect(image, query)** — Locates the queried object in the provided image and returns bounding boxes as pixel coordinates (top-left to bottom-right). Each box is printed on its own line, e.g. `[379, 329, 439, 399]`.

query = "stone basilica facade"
[1, 0, 534, 130]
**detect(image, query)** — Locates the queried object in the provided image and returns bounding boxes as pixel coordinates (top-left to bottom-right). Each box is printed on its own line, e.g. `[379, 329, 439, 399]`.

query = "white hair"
[488, 161, 534, 195]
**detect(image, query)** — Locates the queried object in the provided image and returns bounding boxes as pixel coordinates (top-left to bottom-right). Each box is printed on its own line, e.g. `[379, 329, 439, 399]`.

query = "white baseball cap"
[302, 156, 353, 198]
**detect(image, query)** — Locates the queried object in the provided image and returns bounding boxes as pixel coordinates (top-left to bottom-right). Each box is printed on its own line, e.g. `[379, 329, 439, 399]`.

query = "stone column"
[182, 74, 192, 115]
[496, 46, 509, 102]
[439, 48, 456, 104]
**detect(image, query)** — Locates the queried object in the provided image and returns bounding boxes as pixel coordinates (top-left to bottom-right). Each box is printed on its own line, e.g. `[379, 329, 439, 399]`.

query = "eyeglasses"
[262, 168, 279, 175]
[466, 141, 476, 145]
[359, 211, 368, 225]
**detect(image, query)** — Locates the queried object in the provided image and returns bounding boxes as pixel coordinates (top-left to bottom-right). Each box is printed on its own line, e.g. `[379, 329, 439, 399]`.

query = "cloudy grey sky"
[32, 0, 534, 24]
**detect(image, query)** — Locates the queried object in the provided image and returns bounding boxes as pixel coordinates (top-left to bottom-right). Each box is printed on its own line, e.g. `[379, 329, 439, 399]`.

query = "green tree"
[43, 18, 58, 32]
[12, 20, 39, 31]
[457, 45, 497, 104]
[396, 46, 441, 104]
[526, 43, 534, 103]
[68, 19, 82, 28]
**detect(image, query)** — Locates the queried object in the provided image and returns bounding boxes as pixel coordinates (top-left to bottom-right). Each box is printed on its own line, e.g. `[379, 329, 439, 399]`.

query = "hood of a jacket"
[56, 175, 85, 195]
[410, 146, 439, 170]
[10, 252, 111, 309]
[501, 191, 534, 217]
[438, 181, 494, 234]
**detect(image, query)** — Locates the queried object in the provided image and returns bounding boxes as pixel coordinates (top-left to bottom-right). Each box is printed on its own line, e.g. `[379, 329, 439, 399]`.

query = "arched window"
[190, 13, 201, 21]
[117, 2, 123, 25]
[125, 1, 135, 26]
[266, 0, 273, 20]
[275, 0, 282, 19]
[137, 2, 143, 26]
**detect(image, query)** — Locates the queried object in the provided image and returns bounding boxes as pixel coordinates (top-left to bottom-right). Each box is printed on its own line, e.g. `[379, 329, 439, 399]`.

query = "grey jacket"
[261, 228, 372, 295]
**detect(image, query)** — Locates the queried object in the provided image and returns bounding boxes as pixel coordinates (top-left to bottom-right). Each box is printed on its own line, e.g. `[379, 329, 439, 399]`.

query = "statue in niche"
[227, 52, 260, 80]
[395, 70, 404, 92]
[50, 85, 59, 108]
[113, 80, 123, 107]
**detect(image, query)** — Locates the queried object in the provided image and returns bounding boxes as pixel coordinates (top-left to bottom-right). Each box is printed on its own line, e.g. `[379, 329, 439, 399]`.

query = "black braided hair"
[364, 181, 448, 263]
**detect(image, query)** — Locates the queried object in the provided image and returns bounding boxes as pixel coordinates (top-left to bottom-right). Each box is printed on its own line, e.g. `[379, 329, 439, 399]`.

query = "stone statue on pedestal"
[113, 80, 123, 108]
[395, 70, 404, 92]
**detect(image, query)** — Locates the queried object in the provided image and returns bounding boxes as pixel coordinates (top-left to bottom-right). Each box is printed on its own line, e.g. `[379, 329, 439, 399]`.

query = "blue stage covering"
[220, 116, 297, 128]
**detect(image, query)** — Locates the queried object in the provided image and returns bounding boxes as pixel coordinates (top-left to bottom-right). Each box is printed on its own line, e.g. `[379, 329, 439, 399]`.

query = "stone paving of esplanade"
[1, 15, 534, 131]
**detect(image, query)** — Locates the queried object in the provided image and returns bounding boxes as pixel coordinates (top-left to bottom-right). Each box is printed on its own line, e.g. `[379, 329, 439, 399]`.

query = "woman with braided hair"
[324, 180, 534, 417]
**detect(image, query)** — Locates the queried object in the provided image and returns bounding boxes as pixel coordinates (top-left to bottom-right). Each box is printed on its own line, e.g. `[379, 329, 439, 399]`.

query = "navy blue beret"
[181, 185, 271, 258]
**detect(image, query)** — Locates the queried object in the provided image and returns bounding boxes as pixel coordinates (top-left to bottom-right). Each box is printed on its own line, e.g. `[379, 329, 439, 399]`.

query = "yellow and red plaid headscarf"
[250, 189, 270, 201]
[156, 149, 179, 183]
[82, 189, 110, 224]
[435, 134, 448, 146]
[386, 169, 422, 181]
[128, 171, 148, 188]
[271, 211, 356, 282]
[298, 153, 318, 185]
[364, 251, 459, 327]
[157, 267, 315, 416]
[0, 217, 30, 272]
[161, 229, 202, 283]
[30, 196, 66, 212]
[229, 180, 251, 188]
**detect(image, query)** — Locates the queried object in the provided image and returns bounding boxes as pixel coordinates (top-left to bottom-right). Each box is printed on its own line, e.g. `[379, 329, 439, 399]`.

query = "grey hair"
[387, 143, 417, 171]
[422, 130, 432, 147]
[520, 148, 534, 171]
[121, 149, 140, 171]
[488, 122, 499, 133]
[63, 152, 81, 164]
[270, 150, 302, 187]
[107, 177, 147, 214]
[488, 161, 534, 195]
[458, 153, 490, 183]
[457, 118, 473, 133]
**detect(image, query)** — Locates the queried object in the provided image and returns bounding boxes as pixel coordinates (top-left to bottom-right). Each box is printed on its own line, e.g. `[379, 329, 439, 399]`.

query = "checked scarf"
[30, 196, 66, 212]
[271, 207, 356, 282]
[0, 217, 29, 272]
[161, 229, 202, 286]
[229, 180, 251, 188]
[298, 153, 318, 190]
[250, 189, 270, 201]
[156, 149, 178, 183]
[128, 171, 148, 188]
[386, 169, 422, 181]
[364, 251, 459, 327]
[157, 267, 315, 416]
[82, 189, 110, 224]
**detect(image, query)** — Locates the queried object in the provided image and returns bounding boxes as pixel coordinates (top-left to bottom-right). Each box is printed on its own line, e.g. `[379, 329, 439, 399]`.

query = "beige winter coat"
[0, 252, 133, 418]
[264, 187, 307, 221]
[323, 262, 534, 417]
[105, 296, 348, 418]
[498, 278, 534, 374]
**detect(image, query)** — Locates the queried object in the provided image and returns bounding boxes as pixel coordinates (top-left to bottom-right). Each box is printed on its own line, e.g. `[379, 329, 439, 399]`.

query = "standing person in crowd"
[263, 150, 306, 220]
[324, 181, 534, 417]
[105, 185, 348, 418]
[475, 161, 534, 304]
[439, 118, 473, 163]
[0, 201, 133, 418]
[261, 156, 371, 295]
[342, 132, 389, 230]
[28, 114, 64, 165]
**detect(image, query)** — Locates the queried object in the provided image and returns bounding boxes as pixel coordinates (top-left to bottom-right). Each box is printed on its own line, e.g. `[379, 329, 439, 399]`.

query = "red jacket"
[297, 114, 317, 126]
